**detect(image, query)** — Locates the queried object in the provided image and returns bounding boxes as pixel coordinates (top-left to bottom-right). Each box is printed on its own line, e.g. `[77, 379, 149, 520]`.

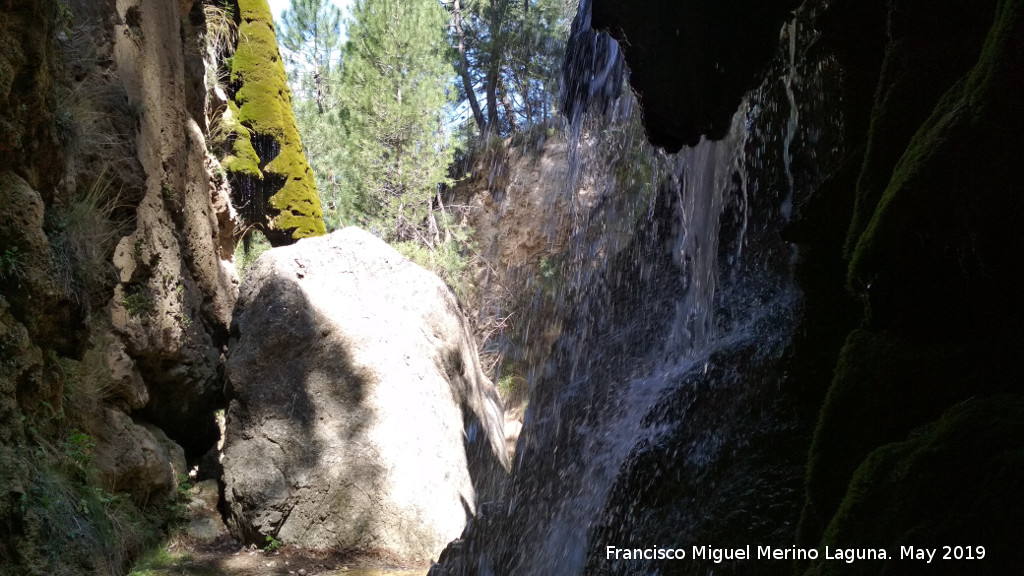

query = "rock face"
[589, 0, 799, 150]
[222, 227, 509, 559]
[109, 0, 240, 455]
[576, 1, 1024, 574]
[1, 0, 246, 572]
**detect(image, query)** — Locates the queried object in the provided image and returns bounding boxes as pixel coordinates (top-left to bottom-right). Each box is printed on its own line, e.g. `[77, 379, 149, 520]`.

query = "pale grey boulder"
[222, 227, 508, 560]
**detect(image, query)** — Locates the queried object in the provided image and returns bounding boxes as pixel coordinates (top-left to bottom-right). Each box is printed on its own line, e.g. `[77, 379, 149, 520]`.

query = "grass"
[0, 245, 27, 282]
[128, 543, 198, 576]
[233, 228, 272, 281]
[49, 166, 130, 308]
[10, 432, 158, 576]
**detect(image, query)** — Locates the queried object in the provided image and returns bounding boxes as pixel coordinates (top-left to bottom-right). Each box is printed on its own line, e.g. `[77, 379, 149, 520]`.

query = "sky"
[266, 0, 354, 34]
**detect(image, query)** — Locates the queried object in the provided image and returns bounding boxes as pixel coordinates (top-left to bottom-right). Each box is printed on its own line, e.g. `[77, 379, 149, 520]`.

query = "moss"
[227, 0, 325, 241]
[841, 0, 998, 259]
[220, 100, 262, 178]
[798, 328, 1023, 551]
[805, 395, 1024, 576]
[845, 0, 1024, 333]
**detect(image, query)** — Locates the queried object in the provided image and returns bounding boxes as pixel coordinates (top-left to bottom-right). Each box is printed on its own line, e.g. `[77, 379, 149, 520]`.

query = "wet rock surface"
[589, 0, 799, 150]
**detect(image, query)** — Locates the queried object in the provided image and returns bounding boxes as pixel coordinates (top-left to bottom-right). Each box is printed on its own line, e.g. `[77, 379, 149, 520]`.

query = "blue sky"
[266, 0, 354, 33]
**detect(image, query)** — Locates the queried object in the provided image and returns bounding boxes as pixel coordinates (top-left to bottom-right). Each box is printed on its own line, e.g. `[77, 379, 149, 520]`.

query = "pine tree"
[338, 0, 455, 241]
[278, 0, 343, 114]
[278, 0, 348, 230]
[442, 0, 571, 136]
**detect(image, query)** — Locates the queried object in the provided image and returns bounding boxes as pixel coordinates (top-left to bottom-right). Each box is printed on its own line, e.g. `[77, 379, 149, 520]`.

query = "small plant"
[0, 246, 27, 282]
[161, 182, 176, 201]
[164, 473, 194, 525]
[65, 430, 95, 469]
[233, 228, 272, 280]
[264, 534, 282, 553]
[122, 292, 154, 318]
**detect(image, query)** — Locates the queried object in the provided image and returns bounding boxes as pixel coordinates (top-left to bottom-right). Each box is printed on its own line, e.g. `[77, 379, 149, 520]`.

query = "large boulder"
[222, 227, 509, 560]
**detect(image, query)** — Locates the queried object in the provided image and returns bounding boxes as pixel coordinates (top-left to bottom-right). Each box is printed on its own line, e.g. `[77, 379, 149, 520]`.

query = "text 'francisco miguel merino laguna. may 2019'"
[605, 544, 988, 565]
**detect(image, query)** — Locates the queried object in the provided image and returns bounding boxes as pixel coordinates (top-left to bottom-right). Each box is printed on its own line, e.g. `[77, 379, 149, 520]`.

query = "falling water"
[430, 5, 843, 576]
[781, 21, 800, 221]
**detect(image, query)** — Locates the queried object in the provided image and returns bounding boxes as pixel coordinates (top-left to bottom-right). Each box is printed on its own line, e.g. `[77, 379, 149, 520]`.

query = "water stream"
[432, 4, 843, 575]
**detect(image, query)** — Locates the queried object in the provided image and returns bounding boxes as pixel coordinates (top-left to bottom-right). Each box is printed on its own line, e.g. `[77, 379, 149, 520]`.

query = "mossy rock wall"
[806, 396, 1024, 576]
[799, 0, 1024, 568]
[0, 0, 63, 193]
[226, 0, 326, 243]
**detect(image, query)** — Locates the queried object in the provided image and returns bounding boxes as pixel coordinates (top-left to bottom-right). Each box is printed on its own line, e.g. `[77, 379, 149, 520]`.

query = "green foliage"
[395, 237, 471, 300]
[225, 0, 326, 242]
[234, 229, 273, 280]
[278, 0, 343, 114]
[292, 96, 353, 231]
[122, 291, 154, 318]
[64, 429, 95, 470]
[8, 425, 158, 575]
[496, 371, 527, 402]
[393, 211, 478, 301]
[264, 534, 283, 552]
[163, 473, 194, 527]
[337, 0, 455, 240]
[448, 0, 572, 136]
[0, 245, 26, 282]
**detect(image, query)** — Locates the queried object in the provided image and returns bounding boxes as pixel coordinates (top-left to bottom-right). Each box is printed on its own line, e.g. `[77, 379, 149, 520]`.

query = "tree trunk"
[485, 0, 502, 133]
[453, 0, 486, 132]
[499, 74, 518, 133]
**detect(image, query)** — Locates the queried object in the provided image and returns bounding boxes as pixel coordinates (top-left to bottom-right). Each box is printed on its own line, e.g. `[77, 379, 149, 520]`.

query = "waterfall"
[781, 21, 800, 221]
[430, 5, 844, 576]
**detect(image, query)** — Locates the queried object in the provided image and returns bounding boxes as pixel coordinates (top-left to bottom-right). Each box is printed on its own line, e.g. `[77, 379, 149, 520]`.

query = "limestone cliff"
[0, 0, 303, 572]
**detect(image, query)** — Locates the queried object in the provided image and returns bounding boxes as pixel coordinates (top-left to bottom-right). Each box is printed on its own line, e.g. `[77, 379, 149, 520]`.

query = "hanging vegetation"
[223, 0, 326, 244]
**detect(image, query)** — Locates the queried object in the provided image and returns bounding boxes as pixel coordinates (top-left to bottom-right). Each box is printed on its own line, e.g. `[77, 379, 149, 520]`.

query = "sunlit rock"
[222, 226, 509, 560]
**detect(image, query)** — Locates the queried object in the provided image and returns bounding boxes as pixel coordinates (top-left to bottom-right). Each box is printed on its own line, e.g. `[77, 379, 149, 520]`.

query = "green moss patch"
[226, 0, 325, 241]
[845, 0, 1024, 334]
[798, 327, 1023, 551]
[805, 395, 1024, 575]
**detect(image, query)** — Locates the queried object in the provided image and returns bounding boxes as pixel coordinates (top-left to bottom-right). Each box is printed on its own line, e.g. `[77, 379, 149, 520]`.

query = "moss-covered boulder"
[800, 0, 1024, 561]
[799, 329, 1023, 547]
[842, 0, 998, 257]
[225, 0, 325, 244]
[805, 395, 1024, 575]
[847, 0, 1024, 335]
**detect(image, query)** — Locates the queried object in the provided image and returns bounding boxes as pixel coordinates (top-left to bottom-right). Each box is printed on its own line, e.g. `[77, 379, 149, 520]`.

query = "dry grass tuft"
[49, 167, 131, 309]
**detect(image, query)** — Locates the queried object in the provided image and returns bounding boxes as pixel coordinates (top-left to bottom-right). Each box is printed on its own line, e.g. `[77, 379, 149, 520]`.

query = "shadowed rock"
[222, 227, 509, 560]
